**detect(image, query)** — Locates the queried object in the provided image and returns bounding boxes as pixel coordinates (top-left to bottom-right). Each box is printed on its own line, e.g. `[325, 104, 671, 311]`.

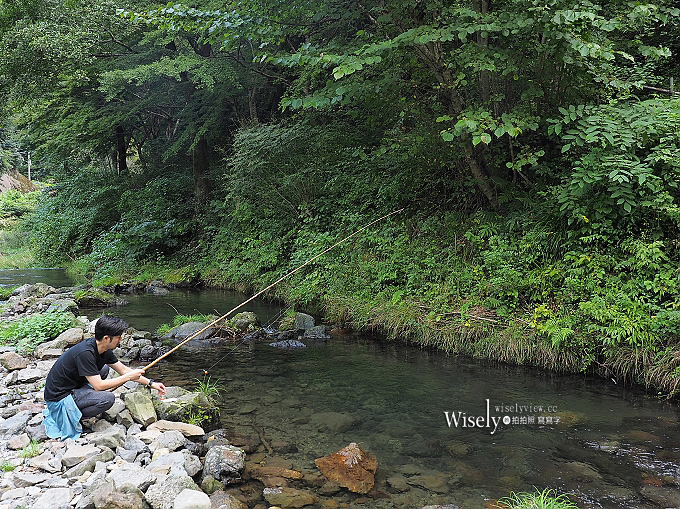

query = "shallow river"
[2, 268, 680, 508]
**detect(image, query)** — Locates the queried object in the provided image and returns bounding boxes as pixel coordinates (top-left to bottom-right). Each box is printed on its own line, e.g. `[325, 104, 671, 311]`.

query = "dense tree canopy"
[2, 0, 680, 391]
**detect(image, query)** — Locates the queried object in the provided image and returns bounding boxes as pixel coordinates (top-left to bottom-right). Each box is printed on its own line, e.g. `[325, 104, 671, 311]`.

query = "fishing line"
[141, 208, 404, 374]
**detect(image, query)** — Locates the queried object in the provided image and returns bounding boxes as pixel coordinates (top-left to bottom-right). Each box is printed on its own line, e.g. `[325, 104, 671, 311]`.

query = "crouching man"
[42, 315, 166, 440]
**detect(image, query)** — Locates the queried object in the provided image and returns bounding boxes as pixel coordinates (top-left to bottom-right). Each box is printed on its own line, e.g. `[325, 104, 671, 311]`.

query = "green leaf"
[441, 131, 454, 142]
[561, 144, 571, 153]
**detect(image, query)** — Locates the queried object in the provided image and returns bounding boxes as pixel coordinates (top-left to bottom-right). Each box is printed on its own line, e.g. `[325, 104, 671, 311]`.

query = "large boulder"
[124, 391, 158, 426]
[293, 312, 315, 330]
[163, 322, 215, 341]
[153, 388, 218, 424]
[228, 312, 260, 332]
[202, 445, 246, 485]
[314, 443, 378, 494]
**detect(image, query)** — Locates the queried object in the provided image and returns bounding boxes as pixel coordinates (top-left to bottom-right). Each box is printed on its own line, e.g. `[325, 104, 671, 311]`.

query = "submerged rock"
[269, 340, 306, 349]
[262, 487, 318, 508]
[314, 443, 378, 494]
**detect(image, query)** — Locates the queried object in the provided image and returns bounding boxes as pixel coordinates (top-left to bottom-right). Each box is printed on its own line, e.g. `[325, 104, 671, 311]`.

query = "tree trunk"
[193, 137, 210, 209]
[116, 125, 127, 175]
[413, 41, 497, 208]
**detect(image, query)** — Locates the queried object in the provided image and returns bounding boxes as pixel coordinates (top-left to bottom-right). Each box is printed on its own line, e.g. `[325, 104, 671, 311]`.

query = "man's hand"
[151, 382, 167, 397]
[126, 369, 145, 382]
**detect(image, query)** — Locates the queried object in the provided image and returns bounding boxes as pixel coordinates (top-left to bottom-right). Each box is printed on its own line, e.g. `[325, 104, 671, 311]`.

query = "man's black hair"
[95, 315, 129, 341]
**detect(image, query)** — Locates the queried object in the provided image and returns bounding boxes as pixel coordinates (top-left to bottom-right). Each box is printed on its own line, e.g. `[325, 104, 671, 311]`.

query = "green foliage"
[194, 375, 223, 400]
[499, 488, 579, 509]
[155, 313, 213, 336]
[0, 311, 77, 355]
[0, 461, 16, 472]
[18, 440, 41, 459]
[0, 285, 17, 300]
[0, 190, 40, 218]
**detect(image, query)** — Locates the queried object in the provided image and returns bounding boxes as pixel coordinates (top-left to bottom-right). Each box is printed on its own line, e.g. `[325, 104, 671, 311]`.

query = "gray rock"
[229, 312, 260, 331]
[164, 322, 215, 340]
[147, 420, 204, 437]
[103, 398, 126, 421]
[12, 472, 51, 487]
[47, 298, 78, 314]
[183, 452, 202, 477]
[17, 368, 42, 383]
[207, 492, 247, 509]
[117, 408, 135, 427]
[0, 409, 31, 434]
[13, 283, 56, 299]
[147, 451, 188, 477]
[151, 430, 186, 453]
[32, 487, 73, 509]
[29, 450, 62, 473]
[303, 325, 331, 339]
[56, 327, 85, 346]
[154, 391, 215, 423]
[202, 445, 245, 484]
[86, 426, 126, 449]
[269, 340, 306, 349]
[0, 351, 29, 371]
[62, 444, 100, 467]
[0, 487, 26, 500]
[123, 435, 148, 454]
[92, 480, 144, 509]
[4, 370, 18, 385]
[144, 475, 200, 509]
[294, 312, 315, 330]
[27, 423, 49, 441]
[173, 489, 211, 509]
[7, 432, 30, 450]
[64, 448, 115, 478]
[124, 390, 157, 426]
[117, 447, 139, 462]
[107, 462, 156, 491]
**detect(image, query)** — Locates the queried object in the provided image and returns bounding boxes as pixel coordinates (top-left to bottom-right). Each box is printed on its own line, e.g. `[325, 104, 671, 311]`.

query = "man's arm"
[85, 363, 144, 391]
[109, 362, 167, 396]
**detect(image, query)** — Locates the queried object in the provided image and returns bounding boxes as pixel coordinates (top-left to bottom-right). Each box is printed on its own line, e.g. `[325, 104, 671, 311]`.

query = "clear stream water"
[3, 269, 680, 509]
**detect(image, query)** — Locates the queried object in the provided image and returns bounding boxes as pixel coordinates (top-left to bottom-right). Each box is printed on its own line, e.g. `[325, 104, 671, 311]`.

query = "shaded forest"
[1, 0, 680, 392]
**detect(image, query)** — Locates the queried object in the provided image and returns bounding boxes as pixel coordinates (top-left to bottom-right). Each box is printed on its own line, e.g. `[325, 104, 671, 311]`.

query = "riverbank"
[72, 257, 680, 400]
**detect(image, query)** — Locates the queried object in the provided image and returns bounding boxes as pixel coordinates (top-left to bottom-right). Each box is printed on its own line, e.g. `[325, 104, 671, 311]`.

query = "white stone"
[0, 488, 25, 500]
[32, 487, 73, 509]
[173, 488, 211, 509]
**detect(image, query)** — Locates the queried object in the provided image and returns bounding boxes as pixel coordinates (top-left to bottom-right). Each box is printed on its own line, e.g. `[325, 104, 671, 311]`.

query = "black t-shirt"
[44, 338, 118, 402]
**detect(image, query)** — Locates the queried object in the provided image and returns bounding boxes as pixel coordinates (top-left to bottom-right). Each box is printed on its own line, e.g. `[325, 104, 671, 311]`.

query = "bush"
[0, 311, 77, 355]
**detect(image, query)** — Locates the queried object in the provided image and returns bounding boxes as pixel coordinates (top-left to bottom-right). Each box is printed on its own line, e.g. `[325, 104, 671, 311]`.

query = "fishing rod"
[141, 208, 404, 373]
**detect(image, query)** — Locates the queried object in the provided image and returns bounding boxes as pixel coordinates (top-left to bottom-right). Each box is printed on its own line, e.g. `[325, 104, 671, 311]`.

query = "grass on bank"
[498, 488, 579, 509]
[0, 220, 35, 268]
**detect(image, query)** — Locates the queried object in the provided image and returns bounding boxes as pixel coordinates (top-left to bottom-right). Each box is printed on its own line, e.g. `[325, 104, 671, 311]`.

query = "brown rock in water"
[314, 443, 378, 494]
